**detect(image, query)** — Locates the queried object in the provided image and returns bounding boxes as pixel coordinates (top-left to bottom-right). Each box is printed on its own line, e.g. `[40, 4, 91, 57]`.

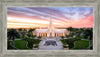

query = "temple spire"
[50, 11, 52, 25]
[48, 10, 53, 37]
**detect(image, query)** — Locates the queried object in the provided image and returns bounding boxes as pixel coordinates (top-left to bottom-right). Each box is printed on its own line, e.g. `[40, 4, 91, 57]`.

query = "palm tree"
[67, 27, 73, 31]
[18, 28, 22, 33]
[18, 28, 27, 38]
[7, 29, 20, 49]
[20, 30, 26, 37]
[28, 29, 35, 33]
[28, 29, 35, 36]
[23, 29, 27, 32]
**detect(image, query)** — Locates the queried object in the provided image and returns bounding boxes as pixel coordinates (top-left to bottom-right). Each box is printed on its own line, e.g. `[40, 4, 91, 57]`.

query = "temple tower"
[47, 11, 54, 37]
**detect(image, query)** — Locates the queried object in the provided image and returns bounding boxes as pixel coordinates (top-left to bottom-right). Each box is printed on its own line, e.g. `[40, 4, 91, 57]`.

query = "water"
[44, 41, 57, 46]
[38, 38, 63, 50]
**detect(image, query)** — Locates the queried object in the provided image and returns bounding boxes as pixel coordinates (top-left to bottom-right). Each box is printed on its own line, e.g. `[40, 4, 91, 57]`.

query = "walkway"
[38, 37, 63, 50]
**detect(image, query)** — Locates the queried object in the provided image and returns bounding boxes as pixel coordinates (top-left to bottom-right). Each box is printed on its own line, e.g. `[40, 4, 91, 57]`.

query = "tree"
[7, 39, 13, 49]
[25, 38, 34, 49]
[61, 36, 64, 39]
[24, 38, 41, 49]
[32, 35, 36, 38]
[67, 27, 73, 31]
[27, 33, 32, 37]
[38, 36, 41, 38]
[18, 29, 27, 38]
[23, 29, 27, 32]
[20, 31, 26, 37]
[28, 29, 35, 37]
[66, 35, 68, 37]
[83, 28, 93, 49]
[7, 29, 20, 49]
[28, 29, 35, 33]
[18, 28, 22, 33]
[87, 28, 93, 49]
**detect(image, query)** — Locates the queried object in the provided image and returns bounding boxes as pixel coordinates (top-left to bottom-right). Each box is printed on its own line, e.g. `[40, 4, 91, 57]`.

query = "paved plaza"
[38, 37, 63, 50]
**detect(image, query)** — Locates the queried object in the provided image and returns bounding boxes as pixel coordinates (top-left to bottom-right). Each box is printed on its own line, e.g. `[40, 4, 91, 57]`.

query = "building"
[33, 13, 69, 37]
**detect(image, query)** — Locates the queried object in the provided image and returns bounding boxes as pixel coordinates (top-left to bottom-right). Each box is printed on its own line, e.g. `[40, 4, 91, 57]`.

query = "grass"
[15, 37, 20, 39]
[11, 40, 30, 50]
[73, 40, 89, 49]
[60, 38, 81, 49]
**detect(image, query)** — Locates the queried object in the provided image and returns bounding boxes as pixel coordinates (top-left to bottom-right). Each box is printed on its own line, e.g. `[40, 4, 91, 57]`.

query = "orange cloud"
[7, 15, 93, 29]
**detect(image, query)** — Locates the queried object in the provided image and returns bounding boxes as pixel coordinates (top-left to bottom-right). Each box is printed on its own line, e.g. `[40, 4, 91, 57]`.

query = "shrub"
[60, 40, 68, 45]
[20, 36, 26, 38]
[60, 38, 81, 49]
[38, 36, 41, 38]
[66, 35, 70, 37]
[7, 40, 14, 49]
[24, 38, 41, 49]
[33, 39, 41, 44]
[61, 36, 64, 39]
[27, 33, 31, 37]
[32, 35, 36, 38]
[25, 38, 34, 49]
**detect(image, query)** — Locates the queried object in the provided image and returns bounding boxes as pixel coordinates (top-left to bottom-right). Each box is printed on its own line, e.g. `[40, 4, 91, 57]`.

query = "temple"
[33, 12, 69, 37]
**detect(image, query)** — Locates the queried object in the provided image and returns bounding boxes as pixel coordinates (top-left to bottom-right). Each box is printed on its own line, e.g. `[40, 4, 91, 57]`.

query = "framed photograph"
[0, 0, 100, 57]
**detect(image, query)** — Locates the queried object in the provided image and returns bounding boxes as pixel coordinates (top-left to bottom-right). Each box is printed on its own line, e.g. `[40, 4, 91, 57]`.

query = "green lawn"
[60, 38, 81, 49]
[11, 40, 30, 50]
[73, 40, 89, 49]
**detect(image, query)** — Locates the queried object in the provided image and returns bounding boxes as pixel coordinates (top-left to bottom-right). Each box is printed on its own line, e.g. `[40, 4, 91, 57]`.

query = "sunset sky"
[7, 7, 93, 29]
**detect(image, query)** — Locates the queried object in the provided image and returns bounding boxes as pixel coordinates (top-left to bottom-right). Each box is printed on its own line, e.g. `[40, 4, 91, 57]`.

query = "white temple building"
[33, 13, 69, 37]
